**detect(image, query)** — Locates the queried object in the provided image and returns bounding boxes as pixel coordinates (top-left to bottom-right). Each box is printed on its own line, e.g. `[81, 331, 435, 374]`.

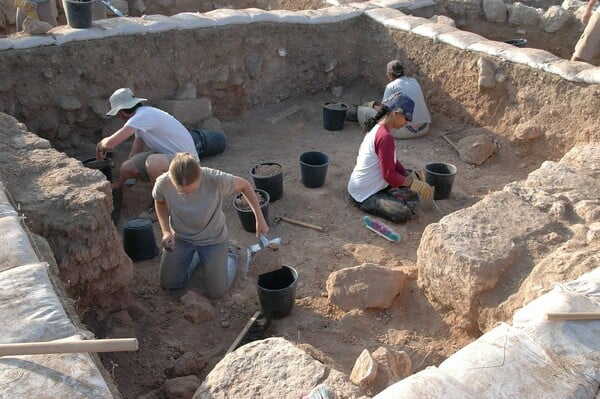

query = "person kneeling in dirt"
[96, 88, 197, 221]
[357, 60, 431, 139]
[154, 152, 269, 297]
[14, 0, 56, 35]
[348, 92, 433, 224]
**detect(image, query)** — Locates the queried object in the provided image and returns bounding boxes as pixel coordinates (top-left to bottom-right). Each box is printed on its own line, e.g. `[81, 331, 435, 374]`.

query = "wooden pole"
[0, 338, 138, 357]
[440, 132, 460, 154]
[281, 216, 324, 231]
[546, 312, 600, 321]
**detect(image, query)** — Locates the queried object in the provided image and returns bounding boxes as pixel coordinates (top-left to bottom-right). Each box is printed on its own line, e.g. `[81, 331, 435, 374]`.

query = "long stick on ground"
[0, 338, 138, 357]
[440, 132, 460, 154]
[546, 312, 600, 321]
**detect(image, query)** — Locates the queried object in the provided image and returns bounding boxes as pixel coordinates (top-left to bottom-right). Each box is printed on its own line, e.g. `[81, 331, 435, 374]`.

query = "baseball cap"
[386, 60, 404, 77]
[382, 92, 414, 122]
[106, 88, 147, 116]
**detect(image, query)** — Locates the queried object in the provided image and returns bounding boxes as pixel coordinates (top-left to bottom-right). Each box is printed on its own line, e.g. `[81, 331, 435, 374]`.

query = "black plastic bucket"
[299, 151, 329, 188]
[251, 162, 283, 202]
[424, 163, 457, 200]
[123, 218, 159, 261]
[323, 102, 348, 131]
[257, 265, 298, 319]
[233, 189, 270, 233]
[64, 0, 93, 29]
[82, 155, 112, 182]
[189, 129, 227, 158]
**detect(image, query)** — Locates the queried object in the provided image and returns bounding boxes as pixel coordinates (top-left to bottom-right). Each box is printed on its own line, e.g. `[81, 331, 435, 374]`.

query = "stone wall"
[0, 5, 598, 162]
[0, 113, 133, 320]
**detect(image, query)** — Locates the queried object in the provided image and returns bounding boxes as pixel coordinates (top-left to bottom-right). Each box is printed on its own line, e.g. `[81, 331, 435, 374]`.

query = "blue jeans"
[159, 238, 236, 298]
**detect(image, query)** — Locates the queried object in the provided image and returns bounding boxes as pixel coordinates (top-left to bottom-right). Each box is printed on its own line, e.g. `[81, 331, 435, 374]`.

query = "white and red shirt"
[348, 123, 408, 202]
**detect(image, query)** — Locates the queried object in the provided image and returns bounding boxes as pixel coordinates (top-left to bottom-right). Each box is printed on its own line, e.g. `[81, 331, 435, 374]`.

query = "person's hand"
[255, 218, 270, 238]
[410, 178, 433, 201]
[582, 9, 592, 24]
[406, 168, 425, 182]
[96, 142, 106, 161]
[14, 0, 37, 13]
[161, 233, 175, 252]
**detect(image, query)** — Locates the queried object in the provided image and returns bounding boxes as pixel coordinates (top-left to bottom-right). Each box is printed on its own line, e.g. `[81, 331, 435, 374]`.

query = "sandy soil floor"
[96, 83, 543, 398]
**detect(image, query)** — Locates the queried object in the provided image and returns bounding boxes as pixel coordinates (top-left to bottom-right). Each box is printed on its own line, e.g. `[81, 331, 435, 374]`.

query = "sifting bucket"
[257, 265, 298, 319]
[82, 153, 113, 182]
[123, 218, 159, 261]
[323, 102, 348, 131]
[64, 0, 93, 29]
[299, 151, 329, 188]
[189, 129, 227, 158]
[233, 189, 270, 233]
[251, 162, 283, 202]
[424, 163, 457, 200]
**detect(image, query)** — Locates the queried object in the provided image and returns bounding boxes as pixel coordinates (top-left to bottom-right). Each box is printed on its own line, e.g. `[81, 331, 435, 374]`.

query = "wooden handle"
[546, 312, 600, 321]
[440, 132, 460, 153]
[0, 338, 139, 357]
[282, 216, 323, 231]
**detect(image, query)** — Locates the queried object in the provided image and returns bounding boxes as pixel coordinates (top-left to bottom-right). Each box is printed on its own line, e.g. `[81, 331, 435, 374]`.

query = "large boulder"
[194, 337, 364, 399]
[326, 263, 407, 311]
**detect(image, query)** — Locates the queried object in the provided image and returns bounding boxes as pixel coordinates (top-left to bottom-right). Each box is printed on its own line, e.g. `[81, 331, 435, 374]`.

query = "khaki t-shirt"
[153, 168, 236, 245]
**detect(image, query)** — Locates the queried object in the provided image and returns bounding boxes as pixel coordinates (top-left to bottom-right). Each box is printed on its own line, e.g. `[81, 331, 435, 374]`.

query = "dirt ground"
[94, 82, 544, 398]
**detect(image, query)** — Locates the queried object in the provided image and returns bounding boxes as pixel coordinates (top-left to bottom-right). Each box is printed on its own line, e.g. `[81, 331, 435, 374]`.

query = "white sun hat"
[106, 88, 147, 116]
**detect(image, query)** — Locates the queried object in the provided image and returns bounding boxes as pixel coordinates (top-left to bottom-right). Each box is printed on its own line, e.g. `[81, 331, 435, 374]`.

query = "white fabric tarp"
[0, 263, 79, 343]
[439, 323, 597, 398]
[373, 366, 478, 398]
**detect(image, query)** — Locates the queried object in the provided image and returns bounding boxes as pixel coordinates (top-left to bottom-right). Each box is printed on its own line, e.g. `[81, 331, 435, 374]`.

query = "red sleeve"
[374, 126, 409, 187]
[395, 160, 407, 176]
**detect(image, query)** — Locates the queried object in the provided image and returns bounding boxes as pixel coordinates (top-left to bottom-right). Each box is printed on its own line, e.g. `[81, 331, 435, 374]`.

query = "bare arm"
[233, 177, 269, 237]
[583, 0, 597, 24]
[128, 136, 145, 158]
[155, 200, 174, 250]
[96, 125, 137, 159]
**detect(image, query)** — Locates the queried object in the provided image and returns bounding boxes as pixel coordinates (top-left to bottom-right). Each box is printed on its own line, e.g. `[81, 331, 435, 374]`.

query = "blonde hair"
[169, 153, 201, 186]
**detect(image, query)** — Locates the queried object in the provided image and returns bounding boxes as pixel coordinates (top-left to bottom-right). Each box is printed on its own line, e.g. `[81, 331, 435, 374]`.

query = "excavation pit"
[0, 2, 598, 398]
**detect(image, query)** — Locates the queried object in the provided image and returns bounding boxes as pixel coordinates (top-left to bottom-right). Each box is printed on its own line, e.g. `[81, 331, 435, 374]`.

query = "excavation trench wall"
[0, 0, 598, 350]
[0, 2, 599, 397]
[0, 6, 598, 161]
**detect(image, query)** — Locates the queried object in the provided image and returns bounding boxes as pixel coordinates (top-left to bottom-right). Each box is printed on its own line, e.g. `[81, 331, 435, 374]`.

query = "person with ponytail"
[348, 92, 433, 224]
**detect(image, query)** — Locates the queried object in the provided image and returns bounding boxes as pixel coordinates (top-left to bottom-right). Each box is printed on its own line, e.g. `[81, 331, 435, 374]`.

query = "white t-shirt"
[348, 124, 396, 202]
[125, 106, 197, 156]
[383, 77, 431, 125]
[153, 168, 236, 245]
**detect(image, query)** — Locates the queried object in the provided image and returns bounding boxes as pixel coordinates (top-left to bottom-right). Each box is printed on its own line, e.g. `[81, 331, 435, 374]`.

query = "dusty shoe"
[22, 17, 52, 35]
[138, 206, 157, 222]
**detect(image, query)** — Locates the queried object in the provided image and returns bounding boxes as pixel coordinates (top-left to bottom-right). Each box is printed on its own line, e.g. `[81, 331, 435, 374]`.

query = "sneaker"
[138, 206, 157, 222]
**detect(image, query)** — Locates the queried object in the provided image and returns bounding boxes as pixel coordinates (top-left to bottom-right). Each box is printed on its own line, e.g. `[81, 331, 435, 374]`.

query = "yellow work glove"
[14, 0, 40, 19]
[407, 168, 425, 182]
[410, 178, 433, 201]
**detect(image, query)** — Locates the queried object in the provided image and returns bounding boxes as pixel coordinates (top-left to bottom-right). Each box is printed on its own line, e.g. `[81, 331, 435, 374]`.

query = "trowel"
[245, 234, 282, 273]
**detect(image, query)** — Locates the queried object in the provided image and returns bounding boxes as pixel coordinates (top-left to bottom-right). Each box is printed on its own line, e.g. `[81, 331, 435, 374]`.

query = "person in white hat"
[96, 88, 197, 221]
